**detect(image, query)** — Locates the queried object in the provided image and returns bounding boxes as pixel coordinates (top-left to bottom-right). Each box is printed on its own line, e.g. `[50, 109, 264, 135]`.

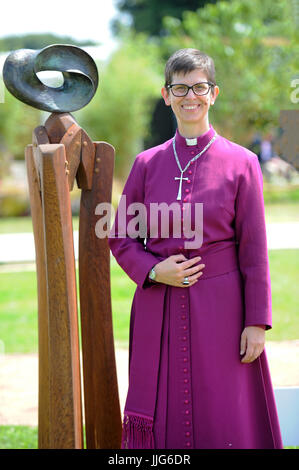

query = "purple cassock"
[108, 125, 283, 449]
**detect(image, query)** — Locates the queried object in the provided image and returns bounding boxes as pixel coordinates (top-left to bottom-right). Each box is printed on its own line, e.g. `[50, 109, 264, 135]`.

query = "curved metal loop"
[3, 44, 99, 112]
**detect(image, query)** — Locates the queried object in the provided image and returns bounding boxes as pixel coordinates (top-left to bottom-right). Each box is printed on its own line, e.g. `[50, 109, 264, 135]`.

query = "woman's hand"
[240, 326, 265, 363]
[153, 254, 205, 287]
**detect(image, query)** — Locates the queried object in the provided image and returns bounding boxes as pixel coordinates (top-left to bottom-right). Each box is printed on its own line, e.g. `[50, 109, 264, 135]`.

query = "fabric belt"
[197, 244, 239, 280]
[121, 243, 239, 449]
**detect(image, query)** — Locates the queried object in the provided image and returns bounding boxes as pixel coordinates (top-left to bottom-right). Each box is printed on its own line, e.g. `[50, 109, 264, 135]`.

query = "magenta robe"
[108, 125, 283, 449]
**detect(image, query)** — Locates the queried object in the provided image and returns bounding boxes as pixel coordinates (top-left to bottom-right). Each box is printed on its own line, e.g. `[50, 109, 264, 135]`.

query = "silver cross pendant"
[175, 173, 189, 200]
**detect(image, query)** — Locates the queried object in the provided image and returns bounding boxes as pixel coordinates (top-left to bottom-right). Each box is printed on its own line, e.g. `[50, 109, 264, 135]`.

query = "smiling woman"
[108, 48, 284, 449]
[161, 68, 219, 138]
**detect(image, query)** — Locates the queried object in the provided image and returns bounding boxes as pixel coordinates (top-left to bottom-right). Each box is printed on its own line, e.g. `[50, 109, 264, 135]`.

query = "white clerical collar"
[185, 137, 198, 146]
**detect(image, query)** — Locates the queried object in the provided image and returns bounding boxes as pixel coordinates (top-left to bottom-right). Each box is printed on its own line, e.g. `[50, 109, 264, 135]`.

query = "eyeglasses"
[167, 82, 214, 97]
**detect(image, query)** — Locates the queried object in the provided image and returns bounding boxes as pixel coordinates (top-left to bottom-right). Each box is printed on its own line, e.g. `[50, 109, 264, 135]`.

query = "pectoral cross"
[175, 173, 189, 200]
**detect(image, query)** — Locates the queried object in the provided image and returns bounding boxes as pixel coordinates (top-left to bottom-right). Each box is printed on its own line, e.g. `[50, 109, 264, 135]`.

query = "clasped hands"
[153, 254, 204, 287]
[152, 254, 265, 364]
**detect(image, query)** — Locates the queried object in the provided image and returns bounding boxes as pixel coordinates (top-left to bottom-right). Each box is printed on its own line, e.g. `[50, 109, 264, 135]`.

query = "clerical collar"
[185, 137, 198, 146]
[175, 125, 216, 152]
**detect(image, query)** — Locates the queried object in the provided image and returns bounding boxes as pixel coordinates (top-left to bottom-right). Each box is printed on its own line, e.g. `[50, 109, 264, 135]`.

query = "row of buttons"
[180, 293, 192, 448]
[179, 155, 194, 447]
[183, 167, 193, 203]
[179, 167, 193, 248]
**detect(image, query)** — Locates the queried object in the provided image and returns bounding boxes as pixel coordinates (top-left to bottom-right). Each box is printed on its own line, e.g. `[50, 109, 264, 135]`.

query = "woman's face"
[161, 69, 219, 135]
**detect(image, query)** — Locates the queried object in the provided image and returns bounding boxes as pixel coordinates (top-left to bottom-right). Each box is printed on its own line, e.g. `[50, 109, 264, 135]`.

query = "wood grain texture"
[44, 112, 77, 144]
[38, 143, 83, 448]
[60, 122, 82, 191]
[76, 129, 95, 190]
[79, 142, 122, 449]
[25, 144, 50, 449]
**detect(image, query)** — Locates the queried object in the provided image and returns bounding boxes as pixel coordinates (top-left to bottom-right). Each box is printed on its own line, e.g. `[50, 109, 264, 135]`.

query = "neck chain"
[172, 133, 217, 200]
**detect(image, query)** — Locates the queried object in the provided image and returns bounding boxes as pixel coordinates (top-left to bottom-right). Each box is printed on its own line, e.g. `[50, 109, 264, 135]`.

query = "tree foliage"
[0, 91, 41, 161]
[112, 0, 219, 37]
[160, 0, 298, 143]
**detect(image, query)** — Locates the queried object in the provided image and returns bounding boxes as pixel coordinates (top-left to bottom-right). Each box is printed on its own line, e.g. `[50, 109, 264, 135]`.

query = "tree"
[0, 91, 41, 161]
[160, 0, 298, 144]
[0, 33, 97, 52]
[112, 0, 220, 37]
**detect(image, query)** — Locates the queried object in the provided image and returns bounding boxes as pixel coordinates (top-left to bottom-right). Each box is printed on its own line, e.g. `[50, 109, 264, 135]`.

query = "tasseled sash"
[121, 283, 167, 449]
[121, 412, 154, 449]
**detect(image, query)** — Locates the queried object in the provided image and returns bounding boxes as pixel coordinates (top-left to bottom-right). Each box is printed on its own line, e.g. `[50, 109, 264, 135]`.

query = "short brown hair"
[164, 48, 216, 89]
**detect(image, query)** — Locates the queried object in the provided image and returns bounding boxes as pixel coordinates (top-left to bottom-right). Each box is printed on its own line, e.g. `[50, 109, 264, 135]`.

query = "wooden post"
[79, 142, 122, 448]
[39, 143, 83, 448]
[25, 144, 50, 449]
[27, 141, 84, 448]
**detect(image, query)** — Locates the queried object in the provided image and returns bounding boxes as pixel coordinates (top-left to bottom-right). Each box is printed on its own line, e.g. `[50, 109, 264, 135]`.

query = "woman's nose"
[185, 88, 198, 98]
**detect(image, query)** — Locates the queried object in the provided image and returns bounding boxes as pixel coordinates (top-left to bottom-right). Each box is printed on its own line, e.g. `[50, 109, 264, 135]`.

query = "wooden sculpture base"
[25, 113, 122, 449]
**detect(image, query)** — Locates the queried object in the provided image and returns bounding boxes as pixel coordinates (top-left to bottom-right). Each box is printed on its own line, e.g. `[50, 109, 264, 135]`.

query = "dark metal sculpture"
[3, 45, 122, 449]
[3, 44, 98, 112]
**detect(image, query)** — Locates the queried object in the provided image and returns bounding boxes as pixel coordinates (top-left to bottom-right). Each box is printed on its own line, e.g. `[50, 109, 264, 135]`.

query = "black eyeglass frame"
[166, 81, 215, 97]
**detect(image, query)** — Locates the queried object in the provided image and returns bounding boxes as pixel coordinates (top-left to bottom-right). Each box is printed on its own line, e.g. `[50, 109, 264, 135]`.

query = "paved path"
[0, 223, 299, 263]
[0, 341, 299, 426]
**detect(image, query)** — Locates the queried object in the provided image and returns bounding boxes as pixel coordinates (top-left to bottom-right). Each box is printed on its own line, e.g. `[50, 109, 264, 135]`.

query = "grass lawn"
[265, 202, 299, 223]
[0, 426, 38, 449]
[0, 259, 135, 353]
[0, 215, 80, 234]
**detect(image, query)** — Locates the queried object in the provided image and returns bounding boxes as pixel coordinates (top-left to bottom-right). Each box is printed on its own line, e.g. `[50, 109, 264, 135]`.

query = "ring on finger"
[182, 276, 189, 285]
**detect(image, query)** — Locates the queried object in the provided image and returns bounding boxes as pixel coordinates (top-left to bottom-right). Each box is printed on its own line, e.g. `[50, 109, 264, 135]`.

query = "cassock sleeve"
[235, 154, 272, 330]
[108, 155, 160, 289]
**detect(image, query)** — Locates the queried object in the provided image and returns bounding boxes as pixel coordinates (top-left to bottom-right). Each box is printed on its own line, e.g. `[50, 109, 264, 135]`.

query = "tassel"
[121, 413, 155, 449]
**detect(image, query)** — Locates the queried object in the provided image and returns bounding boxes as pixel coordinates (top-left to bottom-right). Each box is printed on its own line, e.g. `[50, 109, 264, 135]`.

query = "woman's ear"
[210, 85, 219, 105]
[161, 87, 171, 106]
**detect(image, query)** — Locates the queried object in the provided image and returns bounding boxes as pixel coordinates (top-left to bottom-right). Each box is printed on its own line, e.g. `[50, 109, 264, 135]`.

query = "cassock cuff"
[140, 262, 160, 290]
[244, 320, 271, 331]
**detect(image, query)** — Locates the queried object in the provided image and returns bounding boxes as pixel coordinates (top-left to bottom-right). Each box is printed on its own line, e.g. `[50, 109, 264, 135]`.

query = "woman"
[108, 48, 283, 449]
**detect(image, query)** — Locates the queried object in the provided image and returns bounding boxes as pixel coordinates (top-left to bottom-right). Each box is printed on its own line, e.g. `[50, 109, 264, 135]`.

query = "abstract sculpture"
[3, 44, 122, 449]
[3, 44, 98, 112]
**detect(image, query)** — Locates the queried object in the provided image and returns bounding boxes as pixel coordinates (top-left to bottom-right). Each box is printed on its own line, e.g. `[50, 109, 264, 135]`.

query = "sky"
[0, 0, 120, 59]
